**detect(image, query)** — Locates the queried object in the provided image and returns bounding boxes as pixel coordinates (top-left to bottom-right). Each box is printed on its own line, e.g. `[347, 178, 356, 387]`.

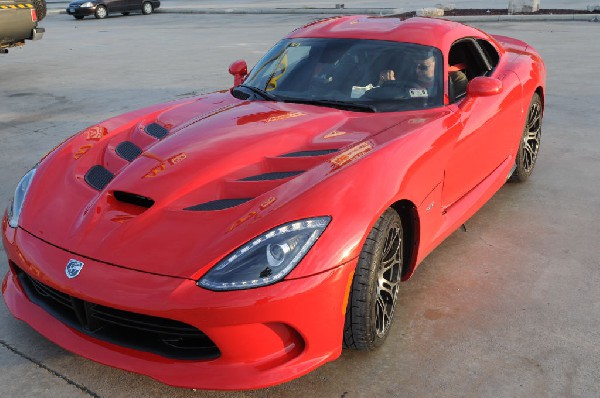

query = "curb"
[46, 7, 600, 22]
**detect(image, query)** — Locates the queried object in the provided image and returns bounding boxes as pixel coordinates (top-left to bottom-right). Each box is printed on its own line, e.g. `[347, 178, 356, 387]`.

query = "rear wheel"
[94, 5, 107, 19]
[142, 1, 153, 14]
[32, 0, 47, 20]
[510, 93, 543, 182]
[344, 209, 404, 350]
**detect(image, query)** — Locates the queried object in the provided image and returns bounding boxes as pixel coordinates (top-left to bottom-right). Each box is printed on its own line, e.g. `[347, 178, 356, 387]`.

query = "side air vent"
[145, 123, 169, 140]
[115, 141, 142, 162]
[85, 165, 114, 190]
[239, 171, 303, 181]
[113, 191, 155, 208]
[184, 198, 252, 211]
[279, 149, 338, 157]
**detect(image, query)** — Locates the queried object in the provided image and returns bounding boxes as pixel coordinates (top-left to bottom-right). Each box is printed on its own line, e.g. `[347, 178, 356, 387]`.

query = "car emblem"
[65, 259, 84, 279]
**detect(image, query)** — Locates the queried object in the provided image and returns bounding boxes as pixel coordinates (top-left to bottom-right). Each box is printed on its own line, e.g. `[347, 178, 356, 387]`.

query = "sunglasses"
[415, 63, 432, 71]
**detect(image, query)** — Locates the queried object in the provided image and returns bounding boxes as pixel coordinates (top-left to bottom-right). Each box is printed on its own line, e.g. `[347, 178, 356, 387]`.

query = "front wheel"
[142, 1, 153, 14]
[94, 5, 107, 19]
[510, 93, 543, 182]
[343, 209, 404, 350]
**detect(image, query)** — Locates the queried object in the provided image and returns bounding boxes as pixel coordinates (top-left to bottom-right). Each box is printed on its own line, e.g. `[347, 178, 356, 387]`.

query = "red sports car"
[2, 16, 545, 390]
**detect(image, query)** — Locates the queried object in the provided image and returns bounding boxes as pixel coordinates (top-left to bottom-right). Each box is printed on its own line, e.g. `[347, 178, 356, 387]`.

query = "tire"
[74, 15, 84, 19]
[142, 1, 153, 14]
[32, 0, 47, 21]
[344, 209, 404, 350]
[121, 11, 130, 15]
[510, 93, 543, 182]
[94, 5, 107, 19]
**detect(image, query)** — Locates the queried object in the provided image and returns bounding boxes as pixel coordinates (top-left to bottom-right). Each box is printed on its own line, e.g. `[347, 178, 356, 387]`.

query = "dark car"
[66, 0, 159, 19]
[0, 0, 45, 53]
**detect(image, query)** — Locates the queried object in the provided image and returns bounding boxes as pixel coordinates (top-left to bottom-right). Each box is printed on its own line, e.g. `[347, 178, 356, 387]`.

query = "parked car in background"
[0, 0, 45, 53]
[66, 0, 159, 19]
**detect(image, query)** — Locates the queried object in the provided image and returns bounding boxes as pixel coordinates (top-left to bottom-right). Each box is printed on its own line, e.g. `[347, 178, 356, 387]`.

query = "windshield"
[239, 38, 444, 112]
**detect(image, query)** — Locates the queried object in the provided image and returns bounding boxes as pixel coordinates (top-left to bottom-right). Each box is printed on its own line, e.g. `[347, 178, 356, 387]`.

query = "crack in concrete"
[0, 339, 101, 398]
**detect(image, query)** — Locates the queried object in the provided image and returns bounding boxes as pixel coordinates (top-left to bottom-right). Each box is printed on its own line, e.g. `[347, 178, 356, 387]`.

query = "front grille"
[15, 267, 220, 360]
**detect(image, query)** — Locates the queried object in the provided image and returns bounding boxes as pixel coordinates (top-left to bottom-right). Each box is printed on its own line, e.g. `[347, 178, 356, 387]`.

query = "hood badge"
[65, 259, 84, 279]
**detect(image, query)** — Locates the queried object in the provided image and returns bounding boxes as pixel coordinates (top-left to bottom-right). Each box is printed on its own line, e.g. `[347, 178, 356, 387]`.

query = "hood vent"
[239, 171, 303, 181]
[280, 149, 338, 157]
[115, 141, 142, 162]
[184, 198, 252, 211]
[85, 165, 114, 191]
[113, 191, 155, 208]
[145, 123, 169, 140]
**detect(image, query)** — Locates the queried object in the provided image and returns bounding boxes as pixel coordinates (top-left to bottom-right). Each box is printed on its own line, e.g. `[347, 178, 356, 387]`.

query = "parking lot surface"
[1, 13, 599, 398]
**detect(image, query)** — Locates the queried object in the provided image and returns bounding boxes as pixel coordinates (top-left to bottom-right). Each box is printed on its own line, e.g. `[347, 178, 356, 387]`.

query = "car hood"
[68, 0, 95, 5]
[20, 92, 430, 279]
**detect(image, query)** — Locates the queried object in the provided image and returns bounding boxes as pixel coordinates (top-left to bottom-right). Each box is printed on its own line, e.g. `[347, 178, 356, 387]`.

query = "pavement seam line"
[0, 339, 102, 398]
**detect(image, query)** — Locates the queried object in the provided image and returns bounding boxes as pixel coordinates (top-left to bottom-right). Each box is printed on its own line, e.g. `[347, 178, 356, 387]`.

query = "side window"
[447, 39, 492, 102]
[476, 39, 500, 72]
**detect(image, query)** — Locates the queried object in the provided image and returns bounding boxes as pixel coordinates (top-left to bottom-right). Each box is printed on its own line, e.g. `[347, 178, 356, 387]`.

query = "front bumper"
[2, 220, 355, 390]
[66, 6, 96, 17]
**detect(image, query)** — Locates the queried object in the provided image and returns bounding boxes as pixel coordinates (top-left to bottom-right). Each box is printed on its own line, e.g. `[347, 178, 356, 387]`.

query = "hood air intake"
[113, 191, 155, 208]
[185, 198, 252, 211]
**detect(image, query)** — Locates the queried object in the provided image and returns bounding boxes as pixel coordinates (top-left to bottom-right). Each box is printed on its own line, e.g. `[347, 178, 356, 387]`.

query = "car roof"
[287, 16, 492, 51]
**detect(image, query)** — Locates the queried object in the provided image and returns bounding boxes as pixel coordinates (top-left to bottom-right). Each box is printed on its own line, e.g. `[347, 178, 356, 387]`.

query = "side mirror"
[466, 77, 503, 97]
[229, 60, 248, 87]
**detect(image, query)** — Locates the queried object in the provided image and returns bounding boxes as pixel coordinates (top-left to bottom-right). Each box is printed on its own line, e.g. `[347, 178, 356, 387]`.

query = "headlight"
[80, 2, 94, 7]
[198, 217, 331, 291]
[8, 167, 37, 228]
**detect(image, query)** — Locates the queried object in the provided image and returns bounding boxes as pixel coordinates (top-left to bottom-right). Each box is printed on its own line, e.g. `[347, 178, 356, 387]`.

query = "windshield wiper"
[233, 85, 279, 101]
[282, 98, 376, 112]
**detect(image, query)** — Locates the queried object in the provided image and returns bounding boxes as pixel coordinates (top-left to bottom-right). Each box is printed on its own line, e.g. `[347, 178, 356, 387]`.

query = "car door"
[441, 38, 523, 209]
[123, 0, 139, 12]
[103, 0, 122, 12]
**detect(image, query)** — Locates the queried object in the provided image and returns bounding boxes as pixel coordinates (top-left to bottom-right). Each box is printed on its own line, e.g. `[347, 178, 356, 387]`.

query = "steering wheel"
[363, 80, 413, 100]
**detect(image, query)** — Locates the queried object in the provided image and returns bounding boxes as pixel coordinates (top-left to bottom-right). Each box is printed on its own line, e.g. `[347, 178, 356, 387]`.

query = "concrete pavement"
[1, 12, 600, 398]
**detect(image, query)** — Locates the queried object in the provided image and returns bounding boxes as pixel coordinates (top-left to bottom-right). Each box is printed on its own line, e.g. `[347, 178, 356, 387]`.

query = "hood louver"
[145, 123, 169, 140]
[85, 165, 114, 191]
[279, 149, 338, 157]
[239, 171, 304, 181]
[184, 198, 253, 212]
[115, 141, 142, 162]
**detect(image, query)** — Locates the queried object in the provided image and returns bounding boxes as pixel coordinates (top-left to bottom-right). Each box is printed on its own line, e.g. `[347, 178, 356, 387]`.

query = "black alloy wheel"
[510, 93, 543, 182]
[344, 209, 404, 350]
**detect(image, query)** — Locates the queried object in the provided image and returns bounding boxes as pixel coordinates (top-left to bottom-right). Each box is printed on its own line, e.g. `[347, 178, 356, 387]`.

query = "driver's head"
[414, 51, 436, 85]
